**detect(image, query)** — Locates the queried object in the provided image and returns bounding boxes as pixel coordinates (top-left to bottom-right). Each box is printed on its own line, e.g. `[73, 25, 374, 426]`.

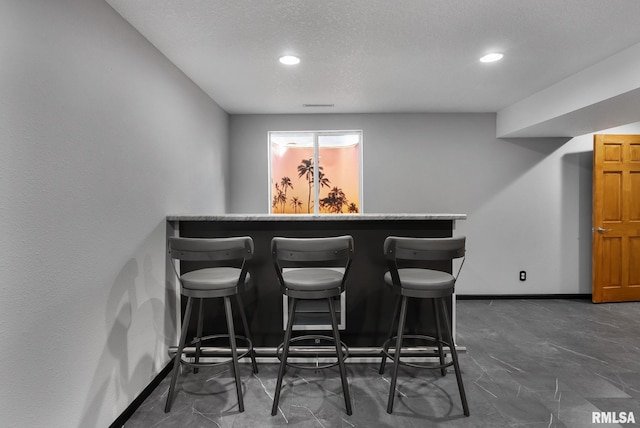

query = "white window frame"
[268, 130, 363, 215]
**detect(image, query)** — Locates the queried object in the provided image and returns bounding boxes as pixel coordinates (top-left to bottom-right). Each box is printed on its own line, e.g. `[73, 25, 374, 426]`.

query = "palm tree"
[315, 171, 332, 213]
[297, 158, 326, 214]
[290, 196, 303, 214]
[277, 191, 287, 213]
[318, 171, 331, 190]
[348, 203, 359, 213]
[279, 176, 293, 213]
[272, 183, 281, 211]
[320, 187, 348, 213]
[272, 183, 286, 213]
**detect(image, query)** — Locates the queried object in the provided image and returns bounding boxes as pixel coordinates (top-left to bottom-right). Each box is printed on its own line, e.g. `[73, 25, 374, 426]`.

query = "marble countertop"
[167, 213, 466, 221]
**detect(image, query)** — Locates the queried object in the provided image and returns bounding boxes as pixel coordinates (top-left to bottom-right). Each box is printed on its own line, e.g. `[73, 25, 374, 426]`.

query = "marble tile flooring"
[124, 299, 640, 427]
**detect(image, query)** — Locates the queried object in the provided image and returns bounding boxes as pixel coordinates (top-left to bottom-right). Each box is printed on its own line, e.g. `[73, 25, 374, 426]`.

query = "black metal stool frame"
[270, 236, 354, 416]
[165, 236, 259, 413]
[379, 236, 469, 416]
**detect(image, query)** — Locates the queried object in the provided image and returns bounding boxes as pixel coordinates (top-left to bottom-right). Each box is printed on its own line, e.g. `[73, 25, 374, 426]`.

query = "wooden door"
[592, 134, 640, 303]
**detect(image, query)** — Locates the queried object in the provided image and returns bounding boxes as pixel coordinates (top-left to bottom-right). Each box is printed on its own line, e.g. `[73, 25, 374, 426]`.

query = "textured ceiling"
[106, 0, 640, 115]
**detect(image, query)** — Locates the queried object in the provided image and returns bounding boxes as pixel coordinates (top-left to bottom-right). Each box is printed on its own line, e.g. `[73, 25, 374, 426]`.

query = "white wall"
[0, 1, 228, 426]
[229, 113, 598, 296]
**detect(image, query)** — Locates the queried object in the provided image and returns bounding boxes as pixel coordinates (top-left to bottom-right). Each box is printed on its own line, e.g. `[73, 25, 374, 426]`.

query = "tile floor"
[124, 299, 640, 427]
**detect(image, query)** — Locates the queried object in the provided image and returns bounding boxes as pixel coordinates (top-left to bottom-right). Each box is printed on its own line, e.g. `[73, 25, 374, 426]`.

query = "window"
[269, 130, 362, 214]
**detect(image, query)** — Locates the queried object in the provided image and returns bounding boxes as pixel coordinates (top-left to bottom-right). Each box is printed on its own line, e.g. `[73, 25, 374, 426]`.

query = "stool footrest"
[382, 334, 454, 370]
[171, 334, 254, 368]
[277, 334, 349, 370]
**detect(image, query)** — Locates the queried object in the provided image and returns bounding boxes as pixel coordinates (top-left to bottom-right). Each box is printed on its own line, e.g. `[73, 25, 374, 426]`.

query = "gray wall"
[0, 0, 228, 426]
[229, 113, 601, 296]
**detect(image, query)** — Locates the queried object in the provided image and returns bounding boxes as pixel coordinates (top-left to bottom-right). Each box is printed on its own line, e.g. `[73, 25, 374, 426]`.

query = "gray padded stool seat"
[270, 236, 354, 416]
[379, 236, 469, 416]
[165, 236, 258, 413]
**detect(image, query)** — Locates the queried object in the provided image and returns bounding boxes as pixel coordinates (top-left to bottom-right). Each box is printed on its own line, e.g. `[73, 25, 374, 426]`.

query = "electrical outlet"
[519, 271, 527, 281]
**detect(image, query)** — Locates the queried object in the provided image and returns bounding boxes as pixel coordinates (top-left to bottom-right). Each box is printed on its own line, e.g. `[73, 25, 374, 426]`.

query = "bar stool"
[165, 236, 258, 413]
[379, 236, 469, 416]
[270, 236, 354, 416]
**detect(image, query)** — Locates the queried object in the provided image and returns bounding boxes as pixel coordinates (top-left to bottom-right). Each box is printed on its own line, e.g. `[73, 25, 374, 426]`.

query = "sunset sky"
[270, 144, 360, 214]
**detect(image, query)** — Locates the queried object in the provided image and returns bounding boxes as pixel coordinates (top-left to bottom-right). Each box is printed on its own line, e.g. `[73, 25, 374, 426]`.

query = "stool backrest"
[272, 235, 353, 264]
[168, 236, 254, 292]
[384, 236, 465, 262]
[384, 236, 466, 287]
[168, 236, 254, 262]
[271, 236, 354, 288]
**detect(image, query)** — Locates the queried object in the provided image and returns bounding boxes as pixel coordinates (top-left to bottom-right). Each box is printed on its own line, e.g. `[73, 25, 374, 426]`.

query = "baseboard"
[109, 361, 173, 428]
[457, 294, 591, 300]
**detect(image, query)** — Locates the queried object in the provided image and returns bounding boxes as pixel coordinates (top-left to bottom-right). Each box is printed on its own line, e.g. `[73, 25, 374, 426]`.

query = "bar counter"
[167, 213, 466, 354]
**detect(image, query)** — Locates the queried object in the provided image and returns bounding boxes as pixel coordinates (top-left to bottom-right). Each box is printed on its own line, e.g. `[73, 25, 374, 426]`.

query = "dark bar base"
[176, 218, 456, 348]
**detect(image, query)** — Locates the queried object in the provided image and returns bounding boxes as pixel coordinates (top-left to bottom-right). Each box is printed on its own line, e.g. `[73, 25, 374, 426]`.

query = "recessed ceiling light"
[480, 53, 504, 63]
[279, 55, 300, 65]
